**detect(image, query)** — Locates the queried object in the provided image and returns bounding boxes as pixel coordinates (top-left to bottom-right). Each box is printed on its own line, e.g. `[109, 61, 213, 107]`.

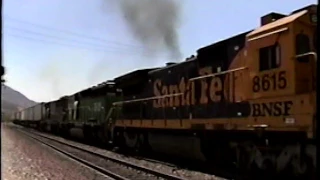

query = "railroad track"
[18, 128, 187, 180]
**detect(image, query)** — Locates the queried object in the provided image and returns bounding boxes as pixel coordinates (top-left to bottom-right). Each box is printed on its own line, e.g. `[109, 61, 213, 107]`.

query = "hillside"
[1, 84, 37, 113]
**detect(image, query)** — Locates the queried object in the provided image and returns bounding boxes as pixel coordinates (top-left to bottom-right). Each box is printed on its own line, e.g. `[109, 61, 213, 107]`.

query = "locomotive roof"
[197, 30, 252, 54]
[114, 68, 158, 83]
[148, 56, 197, 74]
[247, 10, 308, 38]
[77, 80, 116, 97]
[114, 68, 159, 88]
[291, 4, 317, 15]
[90, 80, 115, 90]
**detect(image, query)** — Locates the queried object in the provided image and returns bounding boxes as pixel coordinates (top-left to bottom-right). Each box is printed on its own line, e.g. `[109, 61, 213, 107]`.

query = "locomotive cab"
[246, 6, 317, 96]
[231, 5, 317, 176]
[241, 5, 317, 138]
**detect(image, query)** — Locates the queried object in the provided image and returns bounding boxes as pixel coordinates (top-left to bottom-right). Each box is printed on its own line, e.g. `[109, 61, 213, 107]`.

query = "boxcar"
[28, 103, 45, 128]
[33, 103, 45, 121]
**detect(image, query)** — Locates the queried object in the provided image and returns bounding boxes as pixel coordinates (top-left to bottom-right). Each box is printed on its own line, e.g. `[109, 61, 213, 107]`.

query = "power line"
[4, 32, 164, 58]
[3, 26, 145, 53]
[4, 15, 147, 50]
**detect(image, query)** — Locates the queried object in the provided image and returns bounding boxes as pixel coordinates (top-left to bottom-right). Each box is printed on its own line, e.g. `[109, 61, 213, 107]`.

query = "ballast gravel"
[9, 124, 227, 180]
[1, 124, 112, 180]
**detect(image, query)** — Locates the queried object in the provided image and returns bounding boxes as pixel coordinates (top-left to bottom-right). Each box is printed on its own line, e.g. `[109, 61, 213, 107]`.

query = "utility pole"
[1, 0, 3, 83]
[1, 66, 4, 83]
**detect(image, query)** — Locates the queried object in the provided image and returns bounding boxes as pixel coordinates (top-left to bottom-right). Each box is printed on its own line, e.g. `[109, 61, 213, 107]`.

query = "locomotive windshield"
[295, 33, 311, 62]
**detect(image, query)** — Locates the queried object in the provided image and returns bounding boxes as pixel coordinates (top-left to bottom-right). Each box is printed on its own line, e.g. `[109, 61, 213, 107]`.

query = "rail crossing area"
[1, 123, 225, 180]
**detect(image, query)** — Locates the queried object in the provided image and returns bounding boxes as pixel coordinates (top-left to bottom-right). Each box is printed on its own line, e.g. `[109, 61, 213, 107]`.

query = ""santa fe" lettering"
[152, 67, 224, 108]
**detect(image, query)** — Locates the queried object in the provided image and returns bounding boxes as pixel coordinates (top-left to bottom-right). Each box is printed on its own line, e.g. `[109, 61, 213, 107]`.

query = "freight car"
[14, 103, 45, 128]
[11, 111, 21, 124]
[31, 103, 46, 128]
[13, 4, 317, 178]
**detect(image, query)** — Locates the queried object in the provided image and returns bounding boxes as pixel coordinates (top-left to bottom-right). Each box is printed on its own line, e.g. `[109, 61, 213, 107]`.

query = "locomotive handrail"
[189, 66, 248, 81]
[294, 52, 317, 61]
[112, 93, 183, 105]
[105, 107, 115, 124]
[295, 51, 317, 91]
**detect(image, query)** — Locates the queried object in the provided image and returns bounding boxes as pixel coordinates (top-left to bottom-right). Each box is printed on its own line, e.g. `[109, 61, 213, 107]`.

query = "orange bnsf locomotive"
[12, 4, 317, 178]
[111, 5, 317, 177]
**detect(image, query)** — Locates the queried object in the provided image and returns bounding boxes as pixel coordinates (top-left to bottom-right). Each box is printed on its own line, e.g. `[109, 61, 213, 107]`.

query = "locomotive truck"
[13, 4, 317, 178]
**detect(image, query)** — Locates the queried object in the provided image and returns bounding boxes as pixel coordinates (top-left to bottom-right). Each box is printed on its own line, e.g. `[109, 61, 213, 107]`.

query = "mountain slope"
[1, 84, 37, 113]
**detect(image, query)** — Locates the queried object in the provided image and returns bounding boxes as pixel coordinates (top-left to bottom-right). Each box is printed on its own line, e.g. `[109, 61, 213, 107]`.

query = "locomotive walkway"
[1, 123, 112, 180]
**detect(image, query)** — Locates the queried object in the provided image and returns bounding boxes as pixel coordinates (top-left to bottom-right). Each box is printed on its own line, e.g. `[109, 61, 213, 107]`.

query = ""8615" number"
[252, 71, 287, 92]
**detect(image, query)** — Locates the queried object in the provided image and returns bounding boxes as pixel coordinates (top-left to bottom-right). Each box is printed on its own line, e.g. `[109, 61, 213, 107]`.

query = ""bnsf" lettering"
[251, 101, 293, 117]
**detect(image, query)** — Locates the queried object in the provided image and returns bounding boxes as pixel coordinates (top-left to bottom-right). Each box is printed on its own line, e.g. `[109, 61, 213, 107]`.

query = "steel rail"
[20, 128, 187, 180]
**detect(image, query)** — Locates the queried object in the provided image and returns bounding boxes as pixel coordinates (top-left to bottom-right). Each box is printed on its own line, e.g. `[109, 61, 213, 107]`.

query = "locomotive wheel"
[97, 123, 112, 147]
[287, 150, 315, 179]
[137, 133, 150, 154]
[83, 125, 92, 143]
[113, 130, 127, 151]
[124, 131, 140, 151]
[97, 127, 106, 146]
[200, 135, 235, 169]
[234, 142, 260, 179]
[92, 126, 99, 144]
[60, 124, 69, 137]
[277, 143, 316, 179]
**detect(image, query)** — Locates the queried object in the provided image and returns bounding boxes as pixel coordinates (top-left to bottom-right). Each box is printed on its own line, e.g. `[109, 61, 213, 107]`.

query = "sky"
[3, 0, 317, 102]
